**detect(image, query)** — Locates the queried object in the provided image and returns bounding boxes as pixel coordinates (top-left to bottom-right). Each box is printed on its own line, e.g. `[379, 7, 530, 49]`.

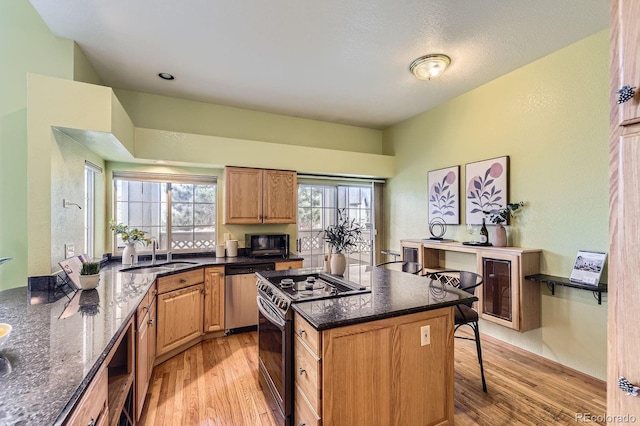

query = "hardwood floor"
[140, 330, 606, 426]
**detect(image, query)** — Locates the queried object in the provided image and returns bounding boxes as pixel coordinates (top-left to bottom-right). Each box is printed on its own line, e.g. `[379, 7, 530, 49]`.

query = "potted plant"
[324, 209, 362, 275]
[79, 261, 101, 290]
[108, 220, 152, 265]
[482, 202, 526, 247]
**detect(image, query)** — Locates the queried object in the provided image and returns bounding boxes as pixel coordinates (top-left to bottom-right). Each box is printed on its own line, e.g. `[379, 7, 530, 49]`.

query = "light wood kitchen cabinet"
[64, 364, 108, 426]
[204, 266, 225, 333]
[294, 308, 454, 426]
[224, 166, 297, 224]
[156, 283, 204, 356]
[135, 284, 157, 421]
[476, 250, 540, 332]
[275, 260, 303, 271]
[609, 0, 640, 419]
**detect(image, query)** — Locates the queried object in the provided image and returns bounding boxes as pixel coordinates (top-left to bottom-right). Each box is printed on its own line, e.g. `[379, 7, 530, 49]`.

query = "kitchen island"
[259, 266, 476, 426]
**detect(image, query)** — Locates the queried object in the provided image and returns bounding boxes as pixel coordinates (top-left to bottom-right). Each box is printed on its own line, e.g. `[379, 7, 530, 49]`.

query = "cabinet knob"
[180, 278, 187, 283]
[617, 85, 636, 104]
[152, 289, 158, 296]
[297, 329, 306, 337]
[619, 377, 640, 396]
[298, 367, 306, 376]
[299, 423, 306, 426]
[149, 318, 155, 326]
[88, 418, 96, 426]
[143, 305, 149, 312]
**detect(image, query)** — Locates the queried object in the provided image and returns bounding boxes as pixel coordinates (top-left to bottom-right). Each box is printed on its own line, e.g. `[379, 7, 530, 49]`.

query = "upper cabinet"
[224, 166, 297, 224]
[613, 0, 640, 126]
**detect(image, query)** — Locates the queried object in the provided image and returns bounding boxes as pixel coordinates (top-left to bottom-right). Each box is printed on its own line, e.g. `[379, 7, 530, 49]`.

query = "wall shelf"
[525, 274, 607, 305]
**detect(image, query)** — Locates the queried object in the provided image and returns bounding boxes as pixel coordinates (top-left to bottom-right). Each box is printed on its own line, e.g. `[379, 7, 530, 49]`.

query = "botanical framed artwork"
[465, 156, 509, 225]
[427, 165, 460, 225]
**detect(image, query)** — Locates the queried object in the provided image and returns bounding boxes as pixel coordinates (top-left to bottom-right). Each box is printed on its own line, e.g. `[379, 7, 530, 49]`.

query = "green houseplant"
[79, 261, 101, 290]
[324, 209, 362, 275]
[482, 202, 526, 247]
[109, 220, 152, 265]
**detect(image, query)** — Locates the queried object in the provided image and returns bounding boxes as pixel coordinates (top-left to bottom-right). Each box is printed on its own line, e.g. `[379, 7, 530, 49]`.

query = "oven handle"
[257, 295, 286, 329]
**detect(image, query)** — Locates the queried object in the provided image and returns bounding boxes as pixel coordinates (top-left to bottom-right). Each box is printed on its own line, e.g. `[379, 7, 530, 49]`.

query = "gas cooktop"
[260, 272, 370, 302]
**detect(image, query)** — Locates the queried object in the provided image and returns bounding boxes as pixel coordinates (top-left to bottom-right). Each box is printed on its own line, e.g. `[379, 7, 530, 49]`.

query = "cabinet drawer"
[157, 269, 204, 294]
[64, 364, 108, 425]
[137, 282, 157, 327]
[295, 336, 321, 414]
[295, 384, 322, 426]
[275, 260, 303, 271]
[294, 312, 320, 357]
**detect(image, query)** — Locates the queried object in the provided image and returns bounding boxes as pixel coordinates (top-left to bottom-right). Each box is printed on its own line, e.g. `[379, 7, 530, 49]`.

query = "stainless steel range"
[255, 271, 369, 426]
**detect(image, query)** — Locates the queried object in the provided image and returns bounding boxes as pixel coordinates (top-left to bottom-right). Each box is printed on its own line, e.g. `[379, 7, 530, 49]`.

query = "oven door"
[257, 295, 292, 425]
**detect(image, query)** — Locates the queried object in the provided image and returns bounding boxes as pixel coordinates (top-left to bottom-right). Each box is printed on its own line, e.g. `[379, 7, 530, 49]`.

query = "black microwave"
[245, 234, 290, 258]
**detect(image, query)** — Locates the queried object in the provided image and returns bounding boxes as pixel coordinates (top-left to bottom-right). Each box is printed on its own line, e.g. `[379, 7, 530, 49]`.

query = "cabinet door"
[204, 267, 225, 333]
[224, 167, 263, 224]
[614, 0, 640, 126]
[263, 169, 297, 224]
[156, 284, 204, 356]
[477, 251, 520, 330]
[135, 311, 149, 421]
[148, 298, 156, 379]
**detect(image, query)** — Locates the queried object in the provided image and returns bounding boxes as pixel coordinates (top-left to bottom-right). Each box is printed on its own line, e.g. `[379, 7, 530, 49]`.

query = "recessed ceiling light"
[154, 160, 167, 164]
[158, 72, 175, 81]
[409, 54, 451, 80]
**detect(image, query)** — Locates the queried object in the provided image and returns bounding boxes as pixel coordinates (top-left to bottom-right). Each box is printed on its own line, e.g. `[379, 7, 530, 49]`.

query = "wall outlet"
[65, 244, 75, 259]
[420, 325, 431, 346]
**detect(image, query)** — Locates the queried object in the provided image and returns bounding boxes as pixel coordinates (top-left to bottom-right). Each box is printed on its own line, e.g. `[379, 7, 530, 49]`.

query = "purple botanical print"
[427, 166, 460, 225]
[467, 162, 504, 214]
[430, 171, 456, 217]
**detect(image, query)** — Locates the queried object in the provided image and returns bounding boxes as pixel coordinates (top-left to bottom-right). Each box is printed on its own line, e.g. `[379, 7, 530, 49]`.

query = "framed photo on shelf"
[569, 250, 607, 286]
[427, 165, 460, 225]
[465, 156, 509, 225]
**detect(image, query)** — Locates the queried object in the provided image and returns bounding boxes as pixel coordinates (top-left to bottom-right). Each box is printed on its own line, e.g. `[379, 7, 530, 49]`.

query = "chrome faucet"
[151, 239, 158, 265]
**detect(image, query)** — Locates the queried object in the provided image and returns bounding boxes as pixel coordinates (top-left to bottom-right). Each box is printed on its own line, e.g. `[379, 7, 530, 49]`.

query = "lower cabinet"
[295, 308, 455, 426]
[64, 364, 108, 426]
[204, 267, 225, 333]
[136, 284, 157, 421]
[275, 260, 303, 271]
[156, 283, 204, 356]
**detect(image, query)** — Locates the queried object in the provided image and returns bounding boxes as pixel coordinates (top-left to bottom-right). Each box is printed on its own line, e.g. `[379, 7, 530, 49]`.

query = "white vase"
[330, 253, 347, 276]
[494, 224, 507, 247]
[122, 242, 138, 265]
[79, 274, 100, 290]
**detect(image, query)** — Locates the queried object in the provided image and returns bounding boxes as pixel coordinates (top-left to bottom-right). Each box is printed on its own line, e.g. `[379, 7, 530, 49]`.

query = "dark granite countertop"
[0, 254, 303, 426]
[288, 267, 477, 331]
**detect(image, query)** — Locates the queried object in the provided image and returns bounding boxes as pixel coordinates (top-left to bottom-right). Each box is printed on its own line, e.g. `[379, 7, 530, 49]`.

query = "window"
[84, 162, 102, 258]
[113, 172, 216, 252]
[297, 182, 374, 271]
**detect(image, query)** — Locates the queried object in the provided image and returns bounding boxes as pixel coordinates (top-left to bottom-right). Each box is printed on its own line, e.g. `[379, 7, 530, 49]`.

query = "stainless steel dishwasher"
[225, 263, 275, 332]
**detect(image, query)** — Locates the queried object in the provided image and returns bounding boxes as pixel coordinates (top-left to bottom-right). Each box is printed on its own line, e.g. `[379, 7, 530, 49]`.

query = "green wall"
[0, 0, 74, 290]
[115, 89, 383, 154]
[383, 30, 609, 379]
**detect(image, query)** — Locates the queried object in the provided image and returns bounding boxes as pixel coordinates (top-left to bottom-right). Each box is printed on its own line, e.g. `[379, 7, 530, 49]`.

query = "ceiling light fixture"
[409, 54, 451, 80]
[158, 72, 175, 81]
[154, 160, 167, 164]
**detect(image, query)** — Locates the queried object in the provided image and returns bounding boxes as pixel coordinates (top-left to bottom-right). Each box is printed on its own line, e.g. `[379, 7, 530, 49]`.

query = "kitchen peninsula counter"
[0, 254, 302, 425]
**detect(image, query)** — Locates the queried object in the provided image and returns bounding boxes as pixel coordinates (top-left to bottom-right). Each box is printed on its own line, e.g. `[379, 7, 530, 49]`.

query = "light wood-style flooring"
[140, 329, 606, 426]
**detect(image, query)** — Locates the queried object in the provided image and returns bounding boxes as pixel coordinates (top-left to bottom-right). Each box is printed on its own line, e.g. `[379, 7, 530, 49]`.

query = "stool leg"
[473, 322, 488, 392]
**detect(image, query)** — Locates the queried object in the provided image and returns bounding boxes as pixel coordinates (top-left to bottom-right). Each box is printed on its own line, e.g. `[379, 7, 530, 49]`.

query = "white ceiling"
[29, 0, 608, 129]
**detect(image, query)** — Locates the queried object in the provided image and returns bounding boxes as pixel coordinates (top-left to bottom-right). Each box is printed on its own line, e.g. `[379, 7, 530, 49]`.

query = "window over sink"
[112, 172, 217, 253]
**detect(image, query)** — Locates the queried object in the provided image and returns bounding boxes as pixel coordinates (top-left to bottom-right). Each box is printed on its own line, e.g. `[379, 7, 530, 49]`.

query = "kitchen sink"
[120, 261, 198, 274]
